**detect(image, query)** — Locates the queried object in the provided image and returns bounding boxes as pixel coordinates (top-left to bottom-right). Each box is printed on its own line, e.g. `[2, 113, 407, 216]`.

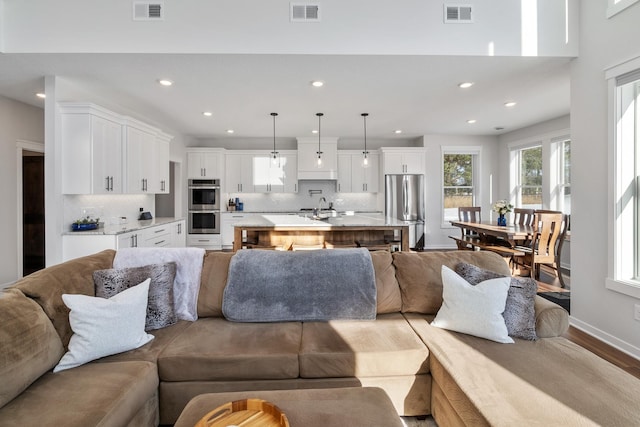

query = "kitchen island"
[232, 213, 410, 252]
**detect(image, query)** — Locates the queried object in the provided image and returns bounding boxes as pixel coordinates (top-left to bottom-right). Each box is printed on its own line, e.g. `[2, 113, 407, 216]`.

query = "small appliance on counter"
[228, 198, 243, 211]
[139, 210, 153, 220]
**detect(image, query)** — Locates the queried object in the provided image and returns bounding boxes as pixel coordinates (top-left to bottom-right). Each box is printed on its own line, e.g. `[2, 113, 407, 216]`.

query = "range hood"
[296, 137, 338, 180]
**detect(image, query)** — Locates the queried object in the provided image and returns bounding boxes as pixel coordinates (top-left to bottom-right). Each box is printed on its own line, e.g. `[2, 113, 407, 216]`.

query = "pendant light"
[316, 113, 324, 167]
[270, 112, 280, 167]
[361, 113, 370, 168]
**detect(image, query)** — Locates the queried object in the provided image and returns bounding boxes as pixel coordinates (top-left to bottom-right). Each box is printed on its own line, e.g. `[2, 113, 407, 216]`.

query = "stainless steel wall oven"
[188, 179, 220, 234]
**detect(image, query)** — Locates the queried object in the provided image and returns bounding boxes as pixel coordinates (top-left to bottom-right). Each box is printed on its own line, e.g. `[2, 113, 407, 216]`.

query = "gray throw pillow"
[93, 262, 177, 331]
[455, 262, 538, 341]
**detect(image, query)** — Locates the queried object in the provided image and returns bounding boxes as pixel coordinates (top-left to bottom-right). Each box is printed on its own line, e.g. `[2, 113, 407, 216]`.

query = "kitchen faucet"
[314, 197, 327, 217]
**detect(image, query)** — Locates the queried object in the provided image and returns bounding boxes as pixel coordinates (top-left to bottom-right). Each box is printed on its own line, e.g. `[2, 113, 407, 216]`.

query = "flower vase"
[497, 214, 507, 226]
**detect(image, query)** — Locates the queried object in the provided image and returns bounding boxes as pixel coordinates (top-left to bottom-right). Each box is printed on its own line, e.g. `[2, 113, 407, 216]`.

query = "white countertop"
[63, 217, 184, 236]
[233, 213, 412, 228]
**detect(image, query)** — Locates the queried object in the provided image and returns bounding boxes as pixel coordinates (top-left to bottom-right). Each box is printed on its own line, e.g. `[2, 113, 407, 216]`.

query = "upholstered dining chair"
[513, 211, 567, 286]
[450, 206, 482, 250]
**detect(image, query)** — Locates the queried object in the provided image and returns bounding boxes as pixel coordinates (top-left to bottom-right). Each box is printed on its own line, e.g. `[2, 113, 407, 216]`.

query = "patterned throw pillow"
[455, 262, 538, 341]
[93, 263, 177, 331]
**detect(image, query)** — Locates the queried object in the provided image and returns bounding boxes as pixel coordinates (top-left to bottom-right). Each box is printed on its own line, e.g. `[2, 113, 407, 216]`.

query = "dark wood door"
[23, 155, 45, 275]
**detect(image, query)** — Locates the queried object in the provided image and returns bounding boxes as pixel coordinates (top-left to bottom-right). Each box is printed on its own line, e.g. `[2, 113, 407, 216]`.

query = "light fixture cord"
[363, 113, 368, 155]
[271, 112, 277, 153]
[317, 113, 323, 156]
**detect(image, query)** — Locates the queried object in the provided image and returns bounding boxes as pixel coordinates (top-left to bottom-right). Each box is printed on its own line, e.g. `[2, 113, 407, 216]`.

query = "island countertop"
[232, 213, 412, 251]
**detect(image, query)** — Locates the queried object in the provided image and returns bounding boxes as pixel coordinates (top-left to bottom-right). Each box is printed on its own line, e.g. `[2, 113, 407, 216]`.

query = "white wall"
[422, 134, 499, 249]
[571, 2, 640, 357]
[0, 95, 44, 285]
[3, 0, 578, 57]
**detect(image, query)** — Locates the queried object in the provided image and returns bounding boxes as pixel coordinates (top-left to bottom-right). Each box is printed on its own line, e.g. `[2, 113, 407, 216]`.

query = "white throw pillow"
[431, 266, 514, 344]
[54, 279, 155, 372]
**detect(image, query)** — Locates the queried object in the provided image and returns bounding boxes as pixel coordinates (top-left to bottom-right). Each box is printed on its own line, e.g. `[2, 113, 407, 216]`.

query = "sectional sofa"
[1, 248, 639, 426]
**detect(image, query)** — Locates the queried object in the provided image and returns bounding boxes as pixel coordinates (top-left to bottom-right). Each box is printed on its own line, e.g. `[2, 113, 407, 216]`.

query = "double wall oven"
[188, 179, 220, 234]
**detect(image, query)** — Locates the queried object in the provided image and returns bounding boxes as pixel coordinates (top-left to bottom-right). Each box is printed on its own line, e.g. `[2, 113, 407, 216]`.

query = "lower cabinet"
[221, 213, 255, 250]
[187, 234, 222, 250]
[62, 220, 187, 261]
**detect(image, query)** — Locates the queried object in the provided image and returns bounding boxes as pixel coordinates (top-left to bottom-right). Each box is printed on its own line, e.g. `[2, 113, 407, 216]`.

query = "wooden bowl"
[195, 398, 290, 427]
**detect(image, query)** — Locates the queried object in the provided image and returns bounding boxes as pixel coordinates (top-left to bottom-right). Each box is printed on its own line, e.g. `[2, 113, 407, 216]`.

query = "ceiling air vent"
[133, 2, 164, 21]
[290, 3, 321, 22]
[444, 4, 473, 23]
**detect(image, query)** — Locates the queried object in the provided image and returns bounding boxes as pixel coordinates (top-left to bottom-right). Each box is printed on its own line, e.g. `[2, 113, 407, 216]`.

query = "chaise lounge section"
[1, 248, 639, 426]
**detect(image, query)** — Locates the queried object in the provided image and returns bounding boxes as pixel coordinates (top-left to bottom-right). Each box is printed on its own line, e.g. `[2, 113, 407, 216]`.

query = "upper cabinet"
[225, 152, 254, 193]
[296, 137, 338, 180]
[60, 103, 123, 194]
[381, 147, 426, 175]
[60, 103, 172, 195]
[337, 150, 379, 193]
[187, 149, 224, 179]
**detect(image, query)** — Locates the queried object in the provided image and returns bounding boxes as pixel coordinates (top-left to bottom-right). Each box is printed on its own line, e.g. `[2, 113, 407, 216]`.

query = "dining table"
[449, 220, 535, 247]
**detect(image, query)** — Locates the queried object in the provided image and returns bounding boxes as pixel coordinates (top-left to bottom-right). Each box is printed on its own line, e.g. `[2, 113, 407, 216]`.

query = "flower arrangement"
[492, 200, 513, 216]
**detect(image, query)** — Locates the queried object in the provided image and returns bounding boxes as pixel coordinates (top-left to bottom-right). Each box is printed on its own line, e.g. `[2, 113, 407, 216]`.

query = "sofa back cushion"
[197, 251, 235, 318]
[393, 251, 510, 314]
[12, 249, 116, 348]
[197, 250, 402, 317]
[0, 289, 64, 408]
[370, 251, 402, 313]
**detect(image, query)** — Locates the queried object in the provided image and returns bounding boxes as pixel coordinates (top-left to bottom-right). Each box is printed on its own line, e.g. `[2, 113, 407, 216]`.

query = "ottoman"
[174, 387, 404, 427]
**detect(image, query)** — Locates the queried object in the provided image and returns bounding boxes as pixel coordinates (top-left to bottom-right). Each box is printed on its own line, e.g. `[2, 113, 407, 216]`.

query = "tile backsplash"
[63, 194, 155, 229]
[225, 180, 382, 213]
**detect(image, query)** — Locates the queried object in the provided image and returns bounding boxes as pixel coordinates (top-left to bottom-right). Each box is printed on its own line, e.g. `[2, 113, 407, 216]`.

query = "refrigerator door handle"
[402, 176, 409, 220]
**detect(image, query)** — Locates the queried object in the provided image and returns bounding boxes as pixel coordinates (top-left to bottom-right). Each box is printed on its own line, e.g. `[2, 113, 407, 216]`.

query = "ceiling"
[0, 52, 571, 140]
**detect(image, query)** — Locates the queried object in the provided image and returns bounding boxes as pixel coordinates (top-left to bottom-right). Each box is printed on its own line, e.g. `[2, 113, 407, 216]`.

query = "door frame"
[16, 139, 45, 279]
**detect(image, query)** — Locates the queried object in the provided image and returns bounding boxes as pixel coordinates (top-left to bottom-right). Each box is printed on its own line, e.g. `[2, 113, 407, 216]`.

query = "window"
[516, 145, 543, 209]
[556, 138, 571, 213]
[606, 59, 640, 298]
[442, 148, 480, 222]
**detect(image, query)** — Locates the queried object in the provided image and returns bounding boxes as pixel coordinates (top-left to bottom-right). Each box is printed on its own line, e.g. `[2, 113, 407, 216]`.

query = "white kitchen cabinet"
[144, 223, 172, 247]
[60, 103, 123, 194]
[221, 213, 255, 249]
[125, 124, 157, 193]
[381, 148, 426, 174]
[225, 153, 253, 193]
[337, 151, 379, 193]
[154, 133, 172, 194]
[252, 151, 298, 193]
[187, 149, 224, 179]
[296, 137, 338, 180]
[337, 153, 352, 193]
[172, 220, 186, 247]
[187, 234, 222, 250]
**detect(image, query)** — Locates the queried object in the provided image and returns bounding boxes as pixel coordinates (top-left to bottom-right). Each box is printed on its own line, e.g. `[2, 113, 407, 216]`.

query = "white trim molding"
[570, 316, 640, 360]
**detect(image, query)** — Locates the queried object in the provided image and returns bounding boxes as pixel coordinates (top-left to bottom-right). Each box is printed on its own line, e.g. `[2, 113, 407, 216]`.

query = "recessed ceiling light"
[158, 79, 173, 86]
[226, 129, 234, 134]
[504, 101, 517, 107]
[311, 129, 319, 134]
[458, 82, 474, 89]
[311, 81, 324, 87]
[467, 119, 477, 124]
[36, 93, 46, 99]
[202, 111, 212, 117]
[394, 130, 403, 134]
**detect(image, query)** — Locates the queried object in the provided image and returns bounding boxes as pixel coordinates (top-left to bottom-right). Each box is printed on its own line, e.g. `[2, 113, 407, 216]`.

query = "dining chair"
[450, 206, 482, 250]
[513, 212, 567, 285]
[513, 208, 536, 226]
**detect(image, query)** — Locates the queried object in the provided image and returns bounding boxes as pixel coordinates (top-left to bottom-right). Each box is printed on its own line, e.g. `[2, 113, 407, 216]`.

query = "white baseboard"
[570, 317, 640, 361]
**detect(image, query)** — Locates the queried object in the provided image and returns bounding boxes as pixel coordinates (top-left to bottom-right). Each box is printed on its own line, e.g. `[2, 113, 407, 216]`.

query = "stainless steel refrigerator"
[385, 174, 425, 250]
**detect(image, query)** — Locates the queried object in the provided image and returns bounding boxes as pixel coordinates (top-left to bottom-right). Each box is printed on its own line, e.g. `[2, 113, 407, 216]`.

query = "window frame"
[441, 146, 481, 227]
[606, 56, 640, 299]
[512, 143, 544, 210]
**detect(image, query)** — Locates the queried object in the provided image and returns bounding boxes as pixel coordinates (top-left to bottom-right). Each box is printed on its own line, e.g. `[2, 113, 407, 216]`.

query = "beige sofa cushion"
[12, 249, 116, 348]
[370, 251, 402, 313]
[393, 251, 510, 314]
[534, 295, 570, 338]
[0, 361, 158, 427]
[299, 313, 429, 378]
[405, 313, 640, 426]
[158, 318, 301, 381]
[0, 289, 64, 409]
[197, 251, 234, 318]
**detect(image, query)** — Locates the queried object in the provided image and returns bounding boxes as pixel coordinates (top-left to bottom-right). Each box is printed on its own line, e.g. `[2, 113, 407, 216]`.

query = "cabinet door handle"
[155, 240, 166, 246]
[110, 176, 114, 191]
[294, 183, 297, 192]
[106, 177, 110, 191]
